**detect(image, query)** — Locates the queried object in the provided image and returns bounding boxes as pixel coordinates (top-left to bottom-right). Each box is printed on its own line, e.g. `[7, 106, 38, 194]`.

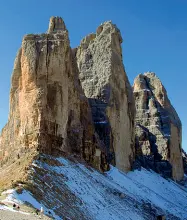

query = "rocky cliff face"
[0, 16, 186, 220]
[182, 149, 187, 175]
[0, 16, 184, 187]
[133, 72, 184, 181]
[75, 22, 135, 172]
[0, 17, 107, 173]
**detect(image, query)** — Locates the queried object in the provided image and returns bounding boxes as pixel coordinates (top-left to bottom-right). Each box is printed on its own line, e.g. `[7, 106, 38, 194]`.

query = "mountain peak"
[47, 16, 66, 33]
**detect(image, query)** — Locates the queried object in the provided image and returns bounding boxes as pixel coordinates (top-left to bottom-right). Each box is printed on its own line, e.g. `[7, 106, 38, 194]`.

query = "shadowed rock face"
[75, 22, 135, 172]
[182, 149, 187, 175]
[133, 72, 184, 180]
[0, 17, 107, 171]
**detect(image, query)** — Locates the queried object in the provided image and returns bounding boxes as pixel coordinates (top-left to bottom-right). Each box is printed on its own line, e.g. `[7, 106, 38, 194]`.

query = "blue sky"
[0, 0, 187, 150]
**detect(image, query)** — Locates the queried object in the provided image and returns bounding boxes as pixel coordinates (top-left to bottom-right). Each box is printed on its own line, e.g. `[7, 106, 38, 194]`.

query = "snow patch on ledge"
[94, 121, 108, 124]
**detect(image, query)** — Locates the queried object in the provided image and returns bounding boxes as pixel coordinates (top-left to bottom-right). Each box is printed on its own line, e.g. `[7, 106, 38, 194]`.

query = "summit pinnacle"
[47, 16, 66, 33]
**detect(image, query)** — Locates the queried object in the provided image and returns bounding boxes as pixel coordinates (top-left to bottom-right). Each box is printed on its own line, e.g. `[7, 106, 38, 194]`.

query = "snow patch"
[107, 166, 187, 219]
[94, 121, 108, 124]
[2, 189, 61, 220]
[2, 155, 187, 219]
[37, 157, 187, 219]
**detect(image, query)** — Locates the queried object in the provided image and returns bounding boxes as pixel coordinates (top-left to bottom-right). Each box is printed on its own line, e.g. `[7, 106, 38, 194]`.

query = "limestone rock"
[0, 17, 107, 172]
[75, 21, 135, 172]
[47, 16, 66, 33]
[182, 149, 187, 175]
[133, 72, 184, 180]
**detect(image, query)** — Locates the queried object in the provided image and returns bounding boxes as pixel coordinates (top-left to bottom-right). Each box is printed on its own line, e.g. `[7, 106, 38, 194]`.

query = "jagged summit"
[47, 16, 66, 33]
[143, 71, 156, 77]
[134, 72, 181, 128]
[78, 21, 123, 51]
[96, 21, 122, 41]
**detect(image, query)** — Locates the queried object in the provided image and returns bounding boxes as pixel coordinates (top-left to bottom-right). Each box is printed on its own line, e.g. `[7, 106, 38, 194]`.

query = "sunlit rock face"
[133, 72, 184, 181]
[0, 17, 107, 171]
[75, 21, 135, 172]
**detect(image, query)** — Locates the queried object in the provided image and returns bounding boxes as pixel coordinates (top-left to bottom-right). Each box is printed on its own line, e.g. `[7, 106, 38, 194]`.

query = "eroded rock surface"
[0, 17, 106, 172]
[75, 22, 135, 172]
[133, 72, 184, 180]
[182, 149, 187, 175]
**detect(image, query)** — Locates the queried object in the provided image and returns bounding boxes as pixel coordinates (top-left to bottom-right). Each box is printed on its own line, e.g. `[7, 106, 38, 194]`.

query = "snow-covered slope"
[1, 155, 187, 219]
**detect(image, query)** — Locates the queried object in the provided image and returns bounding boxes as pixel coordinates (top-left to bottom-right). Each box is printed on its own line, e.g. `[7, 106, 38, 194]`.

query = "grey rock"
[47, 16, 66, 33]
[133, 72, 184, 180]
[75, 21, 135, 172]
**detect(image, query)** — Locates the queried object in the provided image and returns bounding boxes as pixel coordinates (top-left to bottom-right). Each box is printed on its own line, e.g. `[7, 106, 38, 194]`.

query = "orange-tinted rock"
[0, 17, 107, 171]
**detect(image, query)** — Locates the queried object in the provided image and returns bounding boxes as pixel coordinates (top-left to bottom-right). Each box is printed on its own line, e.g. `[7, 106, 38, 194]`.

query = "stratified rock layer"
[0, 17, 106, 171]
[133, 72, 184, 180]
[75, 22, 135, 172]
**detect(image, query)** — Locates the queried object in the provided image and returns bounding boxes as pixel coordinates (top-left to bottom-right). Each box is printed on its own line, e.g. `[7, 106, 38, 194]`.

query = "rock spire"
[133, 72, 184, 180]
[75, 21, 135, 172]
[0, 17, 107, 175]
[47, 16, 66, 33]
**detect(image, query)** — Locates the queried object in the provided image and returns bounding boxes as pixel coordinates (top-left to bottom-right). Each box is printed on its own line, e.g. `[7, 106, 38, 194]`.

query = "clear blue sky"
[0, 0, 187, 150]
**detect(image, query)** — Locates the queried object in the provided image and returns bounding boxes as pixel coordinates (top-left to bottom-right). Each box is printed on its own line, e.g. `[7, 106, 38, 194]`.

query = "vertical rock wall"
[182, 149, 187, 175]
[0, 17, 106, 171]
[0, 16, 184, 182]
[76, 22, 135, 172]
[133, 72, 184, 180]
